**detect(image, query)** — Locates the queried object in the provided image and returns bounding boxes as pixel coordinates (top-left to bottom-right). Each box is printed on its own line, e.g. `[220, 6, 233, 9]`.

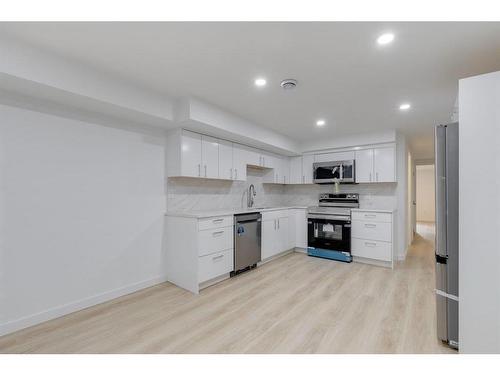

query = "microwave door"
[314, 164, 340, 182]
[341, 161, 354, 182]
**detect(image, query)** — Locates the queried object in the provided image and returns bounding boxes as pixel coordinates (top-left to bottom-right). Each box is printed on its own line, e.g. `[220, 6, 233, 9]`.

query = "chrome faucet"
[247, 184, 256, 208]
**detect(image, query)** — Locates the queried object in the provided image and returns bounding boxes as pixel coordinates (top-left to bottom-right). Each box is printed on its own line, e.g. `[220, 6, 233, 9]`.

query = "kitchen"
[0, 19, 499, 362]
[165, 127, 400, 293]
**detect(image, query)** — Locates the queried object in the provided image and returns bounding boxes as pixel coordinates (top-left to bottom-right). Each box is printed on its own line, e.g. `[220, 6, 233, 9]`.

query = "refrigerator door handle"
[435, 254, 448, 264]
[435, 125, 448, 258]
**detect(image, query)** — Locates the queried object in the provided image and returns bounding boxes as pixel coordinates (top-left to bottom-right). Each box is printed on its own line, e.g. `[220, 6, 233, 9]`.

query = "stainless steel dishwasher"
[232, 212, 262, 275]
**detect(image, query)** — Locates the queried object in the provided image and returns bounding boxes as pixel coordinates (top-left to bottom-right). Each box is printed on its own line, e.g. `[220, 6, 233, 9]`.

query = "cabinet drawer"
[351, 238, 392, 262]
[198, 216, 233, 231]
[351, 211, 392, 223]
[352, 220, 392, 242]
[198, 227, 233, 256]
[198, 249, 233, 283]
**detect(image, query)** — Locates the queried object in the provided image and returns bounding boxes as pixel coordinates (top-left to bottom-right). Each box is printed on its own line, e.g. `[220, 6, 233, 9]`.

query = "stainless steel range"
[307, 193, 359, 263]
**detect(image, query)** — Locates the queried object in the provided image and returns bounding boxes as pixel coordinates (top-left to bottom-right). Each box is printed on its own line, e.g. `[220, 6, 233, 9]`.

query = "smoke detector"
[280, 79, 298, 90]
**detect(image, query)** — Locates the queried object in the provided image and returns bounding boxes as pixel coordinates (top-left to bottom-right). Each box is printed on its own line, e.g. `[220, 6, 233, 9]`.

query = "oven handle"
[307, 214, 351, 222]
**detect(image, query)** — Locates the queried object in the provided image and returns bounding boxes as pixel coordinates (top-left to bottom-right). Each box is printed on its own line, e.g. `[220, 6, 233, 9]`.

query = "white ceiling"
[1, 22, 500, 159]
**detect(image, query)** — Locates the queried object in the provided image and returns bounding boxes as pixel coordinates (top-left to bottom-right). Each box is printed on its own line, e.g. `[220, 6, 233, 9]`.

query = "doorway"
[415, 164, 436, 241]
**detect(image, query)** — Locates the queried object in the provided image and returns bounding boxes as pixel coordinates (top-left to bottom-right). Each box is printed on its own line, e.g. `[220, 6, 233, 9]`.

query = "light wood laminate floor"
[0, 223, 454, 354]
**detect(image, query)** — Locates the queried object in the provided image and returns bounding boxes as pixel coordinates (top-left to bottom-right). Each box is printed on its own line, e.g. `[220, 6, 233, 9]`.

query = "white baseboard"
[396, 253, 407, 261]
[353, 256, 393, 269]
[294, 247, 308, 254]
[0, 275, 168, 337]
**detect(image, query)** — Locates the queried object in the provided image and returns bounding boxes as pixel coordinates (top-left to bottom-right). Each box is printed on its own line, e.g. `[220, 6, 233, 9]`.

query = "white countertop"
[165, 206, 309, 218]
[166, 206, 396, 218]
[351, 208, 397, 213]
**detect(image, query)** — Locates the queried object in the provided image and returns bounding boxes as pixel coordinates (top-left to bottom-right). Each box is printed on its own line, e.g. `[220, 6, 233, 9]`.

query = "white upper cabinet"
[201, 135, 219, 179]
[289, 156, 303, 184]
[181, 130, 203, 177]
[287, 154, 314, 184]
[355, 149, 374, 183]
[218, 139, 234, 180]
[355, 145, 396, 183]
[244, 146, 262, 167]
[262, 153, 281, 183]
[168, 129, 396, 184]
[232, 143, 248, 181]
[281, 157, 290, 184]
[373, 147, 396, 182]
[174, 130, 219, 179]
[302, 154, 315, 184]
[314, 151, 355, 163]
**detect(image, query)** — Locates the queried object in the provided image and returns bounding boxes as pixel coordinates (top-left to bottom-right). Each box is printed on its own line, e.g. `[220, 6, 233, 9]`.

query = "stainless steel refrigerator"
[435, 122, 459, 349]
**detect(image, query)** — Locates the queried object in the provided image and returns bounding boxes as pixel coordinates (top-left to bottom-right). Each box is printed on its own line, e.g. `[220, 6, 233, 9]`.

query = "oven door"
[307, 216, 351, 253]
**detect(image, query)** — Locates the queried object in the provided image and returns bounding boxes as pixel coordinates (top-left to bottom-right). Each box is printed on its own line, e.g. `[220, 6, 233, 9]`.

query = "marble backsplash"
[167, 168, 397, 212]
[167, 168, 285, 211]
[281, 183, 397, 210]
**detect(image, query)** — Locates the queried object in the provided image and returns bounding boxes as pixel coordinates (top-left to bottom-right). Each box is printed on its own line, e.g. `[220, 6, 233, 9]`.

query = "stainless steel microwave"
[313, 160, 355, 184]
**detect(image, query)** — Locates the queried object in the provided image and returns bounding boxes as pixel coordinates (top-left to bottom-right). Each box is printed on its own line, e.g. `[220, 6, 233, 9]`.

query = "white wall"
[0, 104, 167, 336]
[459, 71, 500, 353]
[416, 165, 435, 222]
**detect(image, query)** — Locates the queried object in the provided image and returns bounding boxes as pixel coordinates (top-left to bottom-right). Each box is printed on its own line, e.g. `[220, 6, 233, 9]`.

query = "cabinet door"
[373, 146, 396, 182]
[302, 154, 315, 184]
[355, 149, 374, 183]
[272, 155, 282, 183]
[294, 209, 308, 248]
[289, 156, 302, 184]
[218, 140, 234, 180]
[201, 135, 219, 178]
[181, 130, 202, 177]
[314, 151, 355, 163]
[288, 210, 296, 248]
[232, 143, 248, 181]
[281, 158, 290, 184]
[244, 146, 262, 167]
[261, 219, 277, 260]
[277, 216, 289, 253]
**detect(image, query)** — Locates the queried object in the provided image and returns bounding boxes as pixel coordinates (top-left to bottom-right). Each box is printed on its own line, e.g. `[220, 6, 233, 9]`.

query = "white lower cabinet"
[351, 209, 394, 268]
[165, 214, 234, 294]
[261, 210, 291, 260]
[165, 207, 310, 294]
[198, 249, 233, 283]
[289, 208, 307, 249]
[351, 221, 392, 242]
[198, 227, 233, 256]
[351, 238, 392, 262]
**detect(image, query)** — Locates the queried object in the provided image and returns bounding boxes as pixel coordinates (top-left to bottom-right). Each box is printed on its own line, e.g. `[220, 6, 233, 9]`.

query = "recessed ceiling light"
[316, 119, 326, 127]
[254, 78, 267, 87]
[399, 103, 411, 110]
[377, 33, 395, 45]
